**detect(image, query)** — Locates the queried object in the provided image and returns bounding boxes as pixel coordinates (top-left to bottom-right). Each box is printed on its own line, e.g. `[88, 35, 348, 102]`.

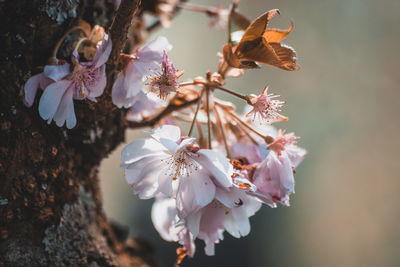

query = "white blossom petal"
[122, 138, 165, 164]
[196, 149, 233, 188]
[151, 198, 180, 242]
[150, 124, 181, 143]
[176, 170, 215, 218]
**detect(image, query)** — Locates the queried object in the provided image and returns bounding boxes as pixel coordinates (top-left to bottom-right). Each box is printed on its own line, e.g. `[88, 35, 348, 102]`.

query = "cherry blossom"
[38, 34, 112, 128]
[251, 130, 306, 206]
[121, 125, 233, 216]
[246, 86, 288, 124]
[112, 36, 172, 108]
[148, 51, 183, 100]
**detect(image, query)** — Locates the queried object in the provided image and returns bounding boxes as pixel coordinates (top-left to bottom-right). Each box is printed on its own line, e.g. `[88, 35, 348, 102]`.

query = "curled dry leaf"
[223, 9, 299, 71]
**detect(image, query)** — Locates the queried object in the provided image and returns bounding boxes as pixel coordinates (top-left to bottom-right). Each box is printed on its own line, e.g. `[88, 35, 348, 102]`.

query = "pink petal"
[186, 210, 203, 238]
[39, 80, 72, 122]
[129, 158, 165, 199]
[150, 125, 181, 144]
[24, 73, 52, 107]
[125, 63, 144, 98]
[224, 206, 250, 238]
[44, 63, 71, 81]
[121, 138, 164, 164]
[93, 33, 112, 69]
[112, 73, 137, 108]
[196, 149, 233, 188]
[151, 198, 180, 242]
[176, 170, 215, 218]
[87, 66, 106, 100]
[157, 170, 174, 197]
[286, 145, 307, 168]
[139, 36, 172, 62]
[53, 87, 76, 129]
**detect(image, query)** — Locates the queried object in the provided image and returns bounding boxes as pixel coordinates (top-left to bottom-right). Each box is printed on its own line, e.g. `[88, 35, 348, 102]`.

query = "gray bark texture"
[0, 0, 161, 266]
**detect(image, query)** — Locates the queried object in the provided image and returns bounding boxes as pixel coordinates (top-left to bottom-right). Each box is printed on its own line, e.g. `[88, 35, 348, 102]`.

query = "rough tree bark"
[0, 0, 162, 266]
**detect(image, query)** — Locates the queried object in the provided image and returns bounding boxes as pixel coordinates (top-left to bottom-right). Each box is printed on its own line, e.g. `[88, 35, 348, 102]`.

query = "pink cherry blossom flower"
[246, 86, 288, 124]
[112, 36, 172, 108]
[148, 51, 183, 100]
[185, 186, 261, 255]
[121, 125, 233, 217]
[251, 130, 306, 206]
[38, 34, 112, 128]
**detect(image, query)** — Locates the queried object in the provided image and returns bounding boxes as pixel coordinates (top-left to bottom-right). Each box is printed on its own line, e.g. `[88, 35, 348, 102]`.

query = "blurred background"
[100, 0, 400, 266]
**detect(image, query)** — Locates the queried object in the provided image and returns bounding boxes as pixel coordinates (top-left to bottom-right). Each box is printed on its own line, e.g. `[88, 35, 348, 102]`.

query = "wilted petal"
[39, 80, 72, 122]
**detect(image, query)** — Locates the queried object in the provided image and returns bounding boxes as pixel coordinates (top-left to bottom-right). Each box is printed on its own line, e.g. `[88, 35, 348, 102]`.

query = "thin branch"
[126, 97, 200, 129]
[103, 0, 141, 98]
[214, 105, 231, 158]
[227, 109, 266, 139]
[206, 87, 212, 149]
[145, 0, 188, 32]
[188, 89, 205, 136]
[213, 85, 248, 101]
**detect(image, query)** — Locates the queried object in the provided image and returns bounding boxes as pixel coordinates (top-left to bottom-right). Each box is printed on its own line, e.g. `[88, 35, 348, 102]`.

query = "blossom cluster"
[24, 28, 176, 128]
[23, 1, 306, 265]
[122, 121, 305, 259]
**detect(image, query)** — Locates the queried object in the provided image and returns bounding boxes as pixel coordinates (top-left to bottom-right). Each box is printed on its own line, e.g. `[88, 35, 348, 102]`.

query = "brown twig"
[103, 0, 141, 99]
[126, 97, 200, 129]
[108, 0, 141, 67]
[188, 89, 205, 136]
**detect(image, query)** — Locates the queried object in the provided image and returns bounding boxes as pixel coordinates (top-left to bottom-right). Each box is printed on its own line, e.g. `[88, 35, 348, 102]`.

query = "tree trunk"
[0, 0, 158, 266]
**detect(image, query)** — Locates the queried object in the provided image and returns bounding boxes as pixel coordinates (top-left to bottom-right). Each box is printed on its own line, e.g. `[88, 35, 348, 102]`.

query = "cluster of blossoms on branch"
[23, 0, 306, 265]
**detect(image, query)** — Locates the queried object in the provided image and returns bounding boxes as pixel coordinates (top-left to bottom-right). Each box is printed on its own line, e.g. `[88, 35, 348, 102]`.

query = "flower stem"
[228, 111, 265, 139]
[188, 89, 205, 137]
[49, 26, 88, 64]
[177, 2, 210, 13]
[214, 105, 231, 158]
[214, 85, 248, 101]
[206, 86, 212, 149]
